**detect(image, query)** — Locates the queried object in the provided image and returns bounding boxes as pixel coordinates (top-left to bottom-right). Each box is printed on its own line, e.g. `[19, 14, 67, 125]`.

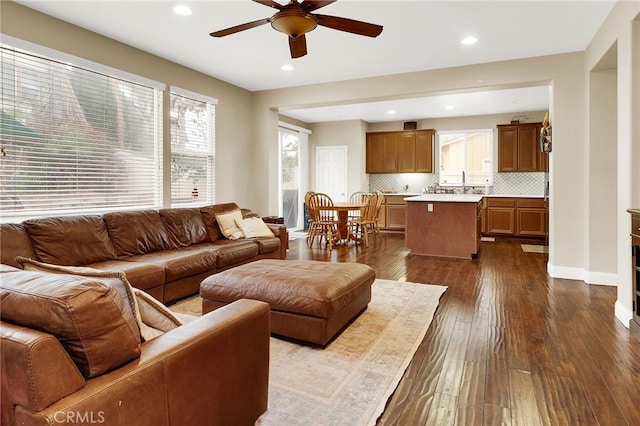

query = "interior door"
[316, 146, 347, 202]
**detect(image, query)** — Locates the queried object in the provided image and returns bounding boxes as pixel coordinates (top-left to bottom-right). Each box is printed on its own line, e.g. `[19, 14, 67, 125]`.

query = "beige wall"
[585, 1, 640, 325]
[1, 2, 256, 209]
[587, 69, 617, 280]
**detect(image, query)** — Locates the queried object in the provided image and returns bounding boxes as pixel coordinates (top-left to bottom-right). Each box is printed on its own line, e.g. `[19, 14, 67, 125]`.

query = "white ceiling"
[15, 0, 615, 123]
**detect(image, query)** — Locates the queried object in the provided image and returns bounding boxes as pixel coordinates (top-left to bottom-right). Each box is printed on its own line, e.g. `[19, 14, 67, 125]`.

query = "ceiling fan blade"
[289, 35, 308, 58]
[252, 0, 284, 10]
[315, 14, 383, 37]
[300, 1, 336, 12]
[210, 18, 271, 37]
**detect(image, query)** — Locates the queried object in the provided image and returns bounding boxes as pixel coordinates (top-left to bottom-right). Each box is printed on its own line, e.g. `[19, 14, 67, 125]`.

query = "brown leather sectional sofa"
[0, 202, 288, 304]
[1, 262, 270, 425]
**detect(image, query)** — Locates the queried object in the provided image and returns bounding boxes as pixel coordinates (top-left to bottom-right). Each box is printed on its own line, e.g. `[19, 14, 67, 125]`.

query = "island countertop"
[404, 194, 483, 203]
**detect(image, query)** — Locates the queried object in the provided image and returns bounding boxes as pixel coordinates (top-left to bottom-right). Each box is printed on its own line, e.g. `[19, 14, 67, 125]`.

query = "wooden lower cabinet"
[378, 194, 407, 231]
[386, 204, 406, 229]
[484, 197, 547, 237]
[488, 208, 515, 234]
[486, 198, 515, 234]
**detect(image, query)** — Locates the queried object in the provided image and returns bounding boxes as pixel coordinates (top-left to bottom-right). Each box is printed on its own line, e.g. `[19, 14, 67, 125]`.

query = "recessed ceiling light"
[445, 105, 455, 110]
[512, 99, 524, 104]
[387, 110, 396, 115]
[461, 36, 478, 45]
[281, 64, 294, 71]
[173, 5, 192, 16]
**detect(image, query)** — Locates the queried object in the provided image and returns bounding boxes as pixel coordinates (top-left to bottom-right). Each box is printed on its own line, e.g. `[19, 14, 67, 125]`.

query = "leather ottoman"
[200, 259, 376, 345]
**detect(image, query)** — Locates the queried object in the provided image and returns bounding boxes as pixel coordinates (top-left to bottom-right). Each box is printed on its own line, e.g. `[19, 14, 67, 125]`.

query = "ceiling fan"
[210, 0, 383, 59]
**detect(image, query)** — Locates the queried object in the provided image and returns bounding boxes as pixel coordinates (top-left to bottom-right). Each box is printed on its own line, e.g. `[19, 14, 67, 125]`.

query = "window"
[0, 41, 163, 222]
[439, 129, 493, 186]
[169, 88, 216, 207]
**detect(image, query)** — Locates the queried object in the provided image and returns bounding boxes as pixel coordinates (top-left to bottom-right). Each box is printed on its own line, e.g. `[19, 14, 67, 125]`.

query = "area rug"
[171, 279, 447, 426]
[521, 244, 548, 253]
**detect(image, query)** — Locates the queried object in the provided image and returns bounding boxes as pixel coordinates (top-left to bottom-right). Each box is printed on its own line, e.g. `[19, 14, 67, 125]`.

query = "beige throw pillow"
[236, 217, 274, 238]
[215, 209, 245, 240]
[132, 288, 184, 340]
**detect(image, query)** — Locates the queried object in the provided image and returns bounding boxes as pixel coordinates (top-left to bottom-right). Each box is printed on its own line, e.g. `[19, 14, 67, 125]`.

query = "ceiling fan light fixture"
[270, 11, 318, 38]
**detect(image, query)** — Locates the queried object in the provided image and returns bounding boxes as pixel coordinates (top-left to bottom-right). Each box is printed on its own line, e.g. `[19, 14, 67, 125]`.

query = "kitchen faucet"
[462, 171, 466, 194]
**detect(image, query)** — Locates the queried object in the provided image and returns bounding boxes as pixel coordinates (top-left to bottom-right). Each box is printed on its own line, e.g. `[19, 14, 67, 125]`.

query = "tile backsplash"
[369, 172, 545, 196]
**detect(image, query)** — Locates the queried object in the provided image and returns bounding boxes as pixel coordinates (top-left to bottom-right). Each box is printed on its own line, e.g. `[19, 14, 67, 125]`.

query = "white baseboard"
[585, 271, 618, 286]
[547, 262, 618, 286]
[615, 300, 632, 328]
[546, 262, 584, 281]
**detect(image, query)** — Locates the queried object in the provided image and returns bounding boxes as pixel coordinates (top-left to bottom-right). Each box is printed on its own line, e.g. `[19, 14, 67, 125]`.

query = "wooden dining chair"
[306, 192, 341, 250]
[370, 190, 385, 241]
[348, 191, 369, 221]
[347, 192, 379, 247]
[304, 191, 317, 247]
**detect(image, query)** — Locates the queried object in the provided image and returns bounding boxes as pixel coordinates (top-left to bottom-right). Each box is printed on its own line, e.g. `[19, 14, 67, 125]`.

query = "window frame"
[438, 128, 494, 187]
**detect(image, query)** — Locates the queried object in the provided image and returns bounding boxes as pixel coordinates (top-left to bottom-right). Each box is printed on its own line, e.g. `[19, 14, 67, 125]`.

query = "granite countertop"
[379, 192, 421, 196]
[377, 191, 543, 199]
[404, 194, 484, 203]
[483, 194, 544, 198]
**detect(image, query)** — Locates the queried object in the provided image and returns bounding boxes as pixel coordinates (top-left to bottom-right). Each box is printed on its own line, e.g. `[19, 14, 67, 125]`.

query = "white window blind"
[0, 44, 163, 222]
[439, 129, 493, 186]
[169, 89, 215, 207]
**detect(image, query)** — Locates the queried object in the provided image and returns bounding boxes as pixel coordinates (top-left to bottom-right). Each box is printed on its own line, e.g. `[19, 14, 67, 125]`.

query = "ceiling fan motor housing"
[270, 9, 318, 38]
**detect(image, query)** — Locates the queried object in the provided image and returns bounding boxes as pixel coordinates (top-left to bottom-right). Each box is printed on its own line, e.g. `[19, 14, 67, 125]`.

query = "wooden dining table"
[318, 202, 365, 241]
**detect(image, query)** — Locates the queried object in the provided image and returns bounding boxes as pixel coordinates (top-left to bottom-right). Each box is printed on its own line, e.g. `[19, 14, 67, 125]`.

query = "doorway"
[278, 126, 309, 230]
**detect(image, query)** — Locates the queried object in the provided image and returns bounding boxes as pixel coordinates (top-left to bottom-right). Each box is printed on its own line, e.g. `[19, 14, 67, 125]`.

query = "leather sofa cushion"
[199, 203, 240, 242]
[0, 268, 141, 378]
[127, 247, 218, 282]
[159, 208, 209, 247]
[104, 210, 172, 258]
[250, 237, 281, 255]
[0, 224, 35, 267]
[88, 259, 166, 291]
[23, 216, 117, 266]
[208, 240, 260, 268]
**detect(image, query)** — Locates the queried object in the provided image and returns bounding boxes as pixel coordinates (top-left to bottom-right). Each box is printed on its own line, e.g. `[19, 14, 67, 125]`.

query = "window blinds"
[0, 45, 163, 222]
[169, 90, 215, 207]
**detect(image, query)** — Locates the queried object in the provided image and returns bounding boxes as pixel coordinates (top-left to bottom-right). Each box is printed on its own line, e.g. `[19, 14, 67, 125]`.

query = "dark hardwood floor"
[285, 233, 640, 425]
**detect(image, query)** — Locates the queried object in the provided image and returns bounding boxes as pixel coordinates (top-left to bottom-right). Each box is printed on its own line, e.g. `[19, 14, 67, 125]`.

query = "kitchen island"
[405, 194, 483, 259]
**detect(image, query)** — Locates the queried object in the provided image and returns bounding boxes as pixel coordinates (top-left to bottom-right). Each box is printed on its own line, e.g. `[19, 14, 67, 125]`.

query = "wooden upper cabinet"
[497, 123, 543, 172]
[517, 125, 539, 171]
[415, 130, 434, 173]
[397, 132, 416, 172]
[366, 132, 397, 173]
[366, 129, 434, 173]
[497, 126, 519, 171]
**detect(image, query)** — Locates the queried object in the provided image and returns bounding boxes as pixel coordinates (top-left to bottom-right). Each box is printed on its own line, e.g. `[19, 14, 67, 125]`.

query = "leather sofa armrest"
[142, 298, 271, 425]
[1, 321, 86, 414]
[265, 223, 288, 257]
